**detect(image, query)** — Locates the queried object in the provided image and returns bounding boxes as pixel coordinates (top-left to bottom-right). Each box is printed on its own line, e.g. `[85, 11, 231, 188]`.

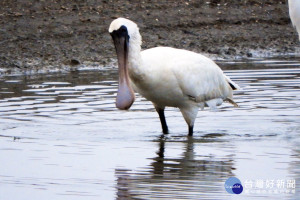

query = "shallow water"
[0, 57, 300, 200]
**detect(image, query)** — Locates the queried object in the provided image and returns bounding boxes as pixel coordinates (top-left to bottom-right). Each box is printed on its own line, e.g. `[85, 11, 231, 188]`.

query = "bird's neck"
[128, 40, 142, 67]
[128, 35, 144, 78]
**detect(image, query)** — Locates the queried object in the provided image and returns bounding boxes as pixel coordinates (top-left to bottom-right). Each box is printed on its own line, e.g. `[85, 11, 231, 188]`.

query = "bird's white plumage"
[137, 47, 232, 108]
[289, 0, 300, 40]
[109, 18, 238, 131]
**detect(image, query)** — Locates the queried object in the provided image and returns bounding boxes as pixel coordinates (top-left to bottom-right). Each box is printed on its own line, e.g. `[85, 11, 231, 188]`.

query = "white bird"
[108, 18, 239, 136]
[289, 0, 300, 40]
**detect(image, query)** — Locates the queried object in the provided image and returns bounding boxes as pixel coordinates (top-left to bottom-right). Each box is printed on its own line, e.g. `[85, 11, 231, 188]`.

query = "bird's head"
[109, 18, 140, 110]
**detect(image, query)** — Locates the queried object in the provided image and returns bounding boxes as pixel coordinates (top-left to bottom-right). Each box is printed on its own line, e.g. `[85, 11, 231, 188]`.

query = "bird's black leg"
[157, 108, 169, 134]
[188, 125, 194, 136]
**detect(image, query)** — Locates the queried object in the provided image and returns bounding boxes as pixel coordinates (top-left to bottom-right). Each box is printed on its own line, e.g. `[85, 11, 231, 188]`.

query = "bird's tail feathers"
[225, 97, 239, 107]
[224, 74, 240, 90]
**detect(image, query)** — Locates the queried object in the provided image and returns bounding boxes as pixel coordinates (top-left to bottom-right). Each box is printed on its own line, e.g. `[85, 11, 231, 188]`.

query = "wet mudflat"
[0, 57, 300, 200]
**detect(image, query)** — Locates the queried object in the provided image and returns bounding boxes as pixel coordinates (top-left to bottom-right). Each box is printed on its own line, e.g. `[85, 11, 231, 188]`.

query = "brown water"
[0, 57, 300, 200]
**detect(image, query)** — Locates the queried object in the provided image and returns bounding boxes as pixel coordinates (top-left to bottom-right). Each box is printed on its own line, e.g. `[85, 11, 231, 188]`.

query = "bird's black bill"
[111, 26, 135, 110]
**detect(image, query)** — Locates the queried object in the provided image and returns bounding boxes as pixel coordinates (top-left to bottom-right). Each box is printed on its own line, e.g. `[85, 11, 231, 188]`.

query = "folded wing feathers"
[224, 74, 240, 90]
[188, 74, 239, 110]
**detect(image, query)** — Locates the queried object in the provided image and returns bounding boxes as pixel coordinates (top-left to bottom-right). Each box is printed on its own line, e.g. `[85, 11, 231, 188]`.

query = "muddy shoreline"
[0, 0, 299, 74]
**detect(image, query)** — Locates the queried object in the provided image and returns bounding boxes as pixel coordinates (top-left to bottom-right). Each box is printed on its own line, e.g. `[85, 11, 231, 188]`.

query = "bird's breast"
[129, 68, 187, 108]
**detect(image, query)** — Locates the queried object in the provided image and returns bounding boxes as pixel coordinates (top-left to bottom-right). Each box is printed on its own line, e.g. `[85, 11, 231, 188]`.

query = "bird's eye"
[119, 25, 128, 33]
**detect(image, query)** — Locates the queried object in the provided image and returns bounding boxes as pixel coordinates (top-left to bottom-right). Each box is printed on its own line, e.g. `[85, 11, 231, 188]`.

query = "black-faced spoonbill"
[109, 18, 239, 136]
[288, 0, 300, 40]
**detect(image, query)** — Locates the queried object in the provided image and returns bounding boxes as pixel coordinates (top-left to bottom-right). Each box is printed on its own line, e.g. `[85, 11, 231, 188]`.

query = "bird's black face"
[110, 25, 129, 41]
[110, 25, 135, 110]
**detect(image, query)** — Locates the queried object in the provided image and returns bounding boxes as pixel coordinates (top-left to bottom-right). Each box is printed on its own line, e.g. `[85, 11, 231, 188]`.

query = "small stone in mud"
[226, 47, 236, 55]
[70, 59, 81, 66]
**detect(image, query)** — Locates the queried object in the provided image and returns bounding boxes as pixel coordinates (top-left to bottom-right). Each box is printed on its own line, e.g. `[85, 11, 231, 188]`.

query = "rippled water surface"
[0, 57, 300, 200]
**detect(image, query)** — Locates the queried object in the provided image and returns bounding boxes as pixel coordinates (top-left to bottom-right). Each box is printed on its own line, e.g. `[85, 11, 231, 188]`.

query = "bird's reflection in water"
[116, 134, 235, 199]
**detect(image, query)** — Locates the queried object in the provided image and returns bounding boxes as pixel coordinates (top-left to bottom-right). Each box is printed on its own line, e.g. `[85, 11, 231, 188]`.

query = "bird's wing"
[171, 52, 233, 103]
[141, 47, 238, 109]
